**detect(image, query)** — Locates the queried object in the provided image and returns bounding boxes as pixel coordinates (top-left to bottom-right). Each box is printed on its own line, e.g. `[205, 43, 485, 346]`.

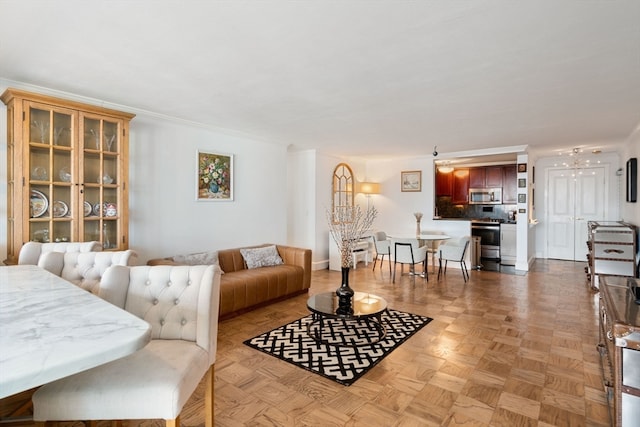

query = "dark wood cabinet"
[502, 165, 517, 204]
[486, 167, 503, 187]
[452, 168, 469, 204]
[435, 169, 453, 196]
[469, 168, 485, 188]
[469, 166, 503, 189]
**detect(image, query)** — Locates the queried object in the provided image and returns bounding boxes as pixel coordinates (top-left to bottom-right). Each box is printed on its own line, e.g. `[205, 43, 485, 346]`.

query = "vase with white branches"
[326, 204, 378, 313]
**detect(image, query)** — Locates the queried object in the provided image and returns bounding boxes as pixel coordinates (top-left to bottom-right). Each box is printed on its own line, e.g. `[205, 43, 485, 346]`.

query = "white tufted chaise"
[17, 241, 102, 272]
[33, 264, 222, 427]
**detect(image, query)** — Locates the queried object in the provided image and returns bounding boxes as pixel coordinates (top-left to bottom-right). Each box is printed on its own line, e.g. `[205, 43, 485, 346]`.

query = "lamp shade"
[438, 165, 454, 173]
[359, 182, 380, 195]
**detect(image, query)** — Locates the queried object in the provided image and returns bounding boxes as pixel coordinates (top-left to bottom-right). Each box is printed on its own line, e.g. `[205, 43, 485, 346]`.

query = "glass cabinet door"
[26, 102, 75, 244]
[80, 114, 123, 249]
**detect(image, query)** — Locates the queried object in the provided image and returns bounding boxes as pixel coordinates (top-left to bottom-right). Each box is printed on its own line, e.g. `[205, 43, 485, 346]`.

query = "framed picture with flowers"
[197, 150, 233, 201]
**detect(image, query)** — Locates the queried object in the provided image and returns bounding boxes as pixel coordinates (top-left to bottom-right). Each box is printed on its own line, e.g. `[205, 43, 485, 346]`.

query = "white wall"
[0, 81, 289, 263]
[621, 126, 640, 225]
[129, 115, 288, 262]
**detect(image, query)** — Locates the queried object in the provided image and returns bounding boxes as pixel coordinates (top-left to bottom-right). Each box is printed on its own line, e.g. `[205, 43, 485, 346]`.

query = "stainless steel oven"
[471, 221, 501, 260]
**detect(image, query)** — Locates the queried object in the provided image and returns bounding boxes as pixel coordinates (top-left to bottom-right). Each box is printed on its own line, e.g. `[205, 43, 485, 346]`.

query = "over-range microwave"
[469, 188, 502, 204]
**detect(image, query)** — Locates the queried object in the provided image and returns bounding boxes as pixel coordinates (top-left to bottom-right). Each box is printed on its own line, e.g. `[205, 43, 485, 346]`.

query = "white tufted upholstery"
[59, 250, 137, 294]
[33, 264, 221, 427]
[17, 241, 102, 274]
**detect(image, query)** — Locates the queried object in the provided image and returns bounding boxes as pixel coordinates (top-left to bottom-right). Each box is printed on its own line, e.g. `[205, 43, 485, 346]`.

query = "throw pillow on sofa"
[240, 245, 284, 269]
[173, 250, 219, 266]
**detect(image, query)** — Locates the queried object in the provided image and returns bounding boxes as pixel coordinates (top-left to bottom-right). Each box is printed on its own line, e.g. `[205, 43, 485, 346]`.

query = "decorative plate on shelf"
[52, 200, 69, 218]
[93, 203, 103, 217]
[59, 167, 71, 182]
[32, 166, 48, 180]
[84, 201, 93, 217]
[105, 203, 117, 217]
[30, 190, 48, 218]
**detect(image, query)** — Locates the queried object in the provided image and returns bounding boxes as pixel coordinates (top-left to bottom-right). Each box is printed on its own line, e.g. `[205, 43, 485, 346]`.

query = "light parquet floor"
[1, 259, 610, 426]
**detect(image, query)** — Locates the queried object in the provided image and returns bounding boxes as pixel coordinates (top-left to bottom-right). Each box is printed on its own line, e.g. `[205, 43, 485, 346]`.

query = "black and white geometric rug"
[243, 309, 432, 386]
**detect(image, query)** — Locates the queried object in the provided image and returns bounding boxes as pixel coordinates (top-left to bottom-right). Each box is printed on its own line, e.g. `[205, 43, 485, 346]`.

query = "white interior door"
[547, 167, 606, 261]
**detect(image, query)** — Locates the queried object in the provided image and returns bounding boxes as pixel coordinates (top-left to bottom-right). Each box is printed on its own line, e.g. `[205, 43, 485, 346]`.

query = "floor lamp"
[359, 181, 380, 211]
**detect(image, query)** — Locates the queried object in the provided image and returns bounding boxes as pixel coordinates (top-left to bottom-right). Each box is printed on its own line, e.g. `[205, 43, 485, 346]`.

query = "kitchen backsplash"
[436, 196, 517, 221]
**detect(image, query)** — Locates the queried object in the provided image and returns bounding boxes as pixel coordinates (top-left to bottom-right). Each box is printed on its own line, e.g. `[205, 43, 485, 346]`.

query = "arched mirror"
[332, 162, 354, 223]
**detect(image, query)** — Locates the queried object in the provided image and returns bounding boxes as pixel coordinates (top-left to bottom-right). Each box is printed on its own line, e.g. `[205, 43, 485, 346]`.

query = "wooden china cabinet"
[1, 88, 135, 264]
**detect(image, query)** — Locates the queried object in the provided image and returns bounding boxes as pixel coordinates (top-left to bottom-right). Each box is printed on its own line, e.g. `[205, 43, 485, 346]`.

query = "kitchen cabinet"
[469, 168, 485, 188]
[435, 169, 453, 196]
[500, 223, 516, 265]
[486, 166, 503, 187]
[469, 166, 504, 189]
[597, 275, 640, 427]
[451, 168, 469, 204]
[1, 88, 134, 265]
[502, 165, 517, 204]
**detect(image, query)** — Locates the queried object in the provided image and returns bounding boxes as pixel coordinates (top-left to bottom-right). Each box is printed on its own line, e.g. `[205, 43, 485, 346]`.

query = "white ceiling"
[1, 0, 639, 159]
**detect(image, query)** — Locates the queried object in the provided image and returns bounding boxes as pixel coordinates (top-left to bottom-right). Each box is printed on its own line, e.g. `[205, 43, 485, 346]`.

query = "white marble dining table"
[0, 265, 151, 399]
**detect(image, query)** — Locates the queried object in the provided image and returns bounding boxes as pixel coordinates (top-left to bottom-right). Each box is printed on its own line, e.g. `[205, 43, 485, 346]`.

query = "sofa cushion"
[240, 245, 283, 269]
[218, 264, 304, 315]
[172, 251, 219, 266]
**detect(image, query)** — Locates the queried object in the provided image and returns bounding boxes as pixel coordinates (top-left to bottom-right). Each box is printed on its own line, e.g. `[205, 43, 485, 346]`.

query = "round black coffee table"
[306, 291, 389, 347]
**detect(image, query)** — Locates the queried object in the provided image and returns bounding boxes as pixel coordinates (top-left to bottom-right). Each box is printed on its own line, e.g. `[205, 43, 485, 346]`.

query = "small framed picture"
[518, 208, 526, 213]
[517, 163, 527, 173]
[518, 193, 526, 203]
[401, 171, 422, 192]
[518, 178, 526, 188]
[197, 150, 234, 201]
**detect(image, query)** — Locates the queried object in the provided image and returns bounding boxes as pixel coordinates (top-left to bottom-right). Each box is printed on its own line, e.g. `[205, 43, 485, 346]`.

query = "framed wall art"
[401, 170, 422, 192]
[627, 157, 637, 203]
[518, 193, 526, 204]
[517, 163, 527, 173]
[518, 178, 526, 188]
[197, 150, 233, 201]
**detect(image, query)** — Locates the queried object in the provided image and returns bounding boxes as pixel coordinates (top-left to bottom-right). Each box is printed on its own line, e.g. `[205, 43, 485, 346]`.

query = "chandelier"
[436, 161, 454, 173]
[554, 148, 600, 179]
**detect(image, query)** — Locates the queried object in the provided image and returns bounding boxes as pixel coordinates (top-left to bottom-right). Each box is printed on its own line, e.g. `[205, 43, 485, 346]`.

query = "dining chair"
[422, 230, 446, 274]
[438, 236, 471, 282]
[392, 238, 428, 283]
[59, 249, 138, 294]
[32, 264, 222, 427]
[17, 241, 102, 273]
[372, 231, 392, 275]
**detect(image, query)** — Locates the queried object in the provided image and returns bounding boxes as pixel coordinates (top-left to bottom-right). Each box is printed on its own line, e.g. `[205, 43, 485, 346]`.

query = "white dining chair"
[392, 238, 428, 283]
[438, 236, 471, 282]
[17, 241, 102, 273]
[32, 264, 222, 427]
[422, 230, 446, 274]
[372, 231, 392, 275]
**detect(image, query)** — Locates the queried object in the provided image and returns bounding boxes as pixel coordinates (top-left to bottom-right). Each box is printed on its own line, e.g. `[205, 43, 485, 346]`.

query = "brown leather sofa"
[148, 244, 311, 320]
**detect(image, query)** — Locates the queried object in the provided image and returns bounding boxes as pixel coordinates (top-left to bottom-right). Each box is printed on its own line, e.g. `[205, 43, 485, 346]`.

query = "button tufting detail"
[153, 298, 159, 305]
[160, 319, 165, 326]
[146, 280, 151, 286]
[174, 299, 180, 305]
[167, 281, 172, 287]
[181, 319, 187, 325]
